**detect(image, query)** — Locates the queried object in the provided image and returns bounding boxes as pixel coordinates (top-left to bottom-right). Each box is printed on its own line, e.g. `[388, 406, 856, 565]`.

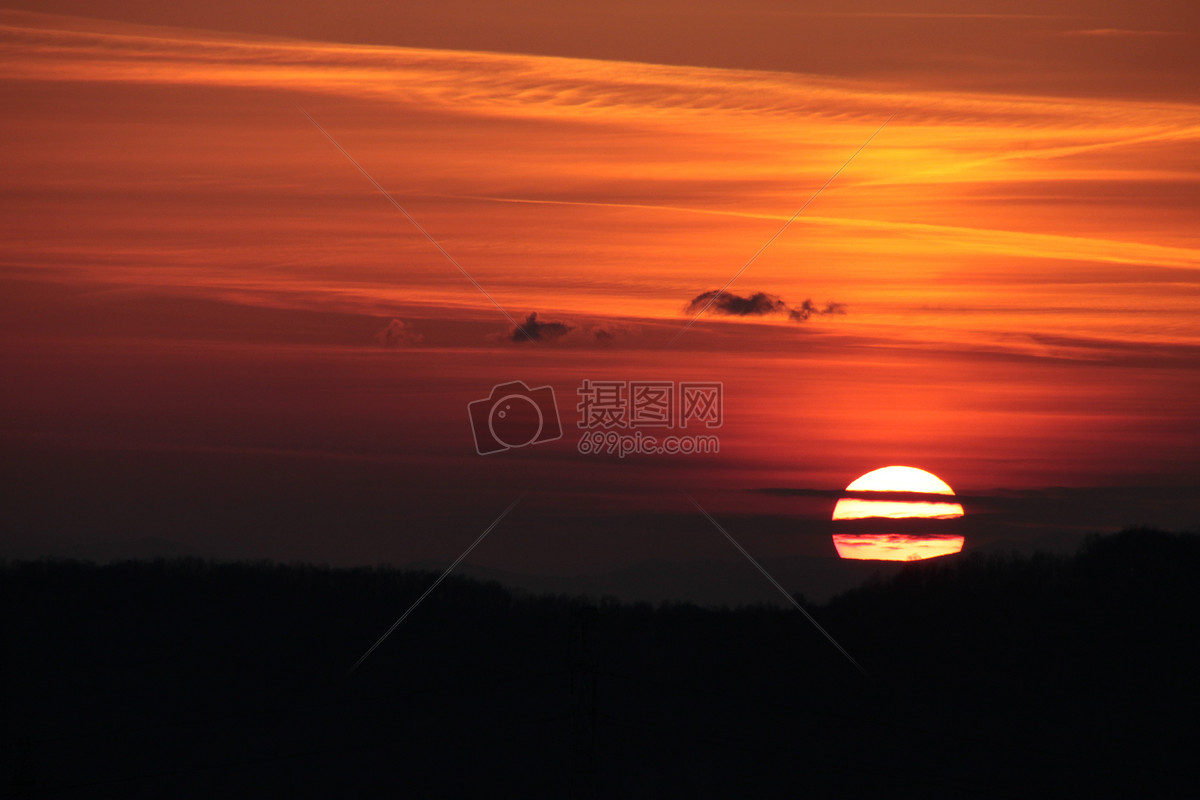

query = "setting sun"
[832, 466, 965, 561]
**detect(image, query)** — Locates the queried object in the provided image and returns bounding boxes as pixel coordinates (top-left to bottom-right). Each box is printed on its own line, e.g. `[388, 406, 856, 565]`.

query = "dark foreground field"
[3, 528, 1198, 797]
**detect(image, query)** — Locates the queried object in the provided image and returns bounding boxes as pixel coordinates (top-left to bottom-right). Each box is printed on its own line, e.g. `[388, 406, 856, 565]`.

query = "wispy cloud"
[4, 9, 1195, 131]
[376, 318, 423, 347]
[1059, 28, 1182, 37]
[3, 8, 1198, 368]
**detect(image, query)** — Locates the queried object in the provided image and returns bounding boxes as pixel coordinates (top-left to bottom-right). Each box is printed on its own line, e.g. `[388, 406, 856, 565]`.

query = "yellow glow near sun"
[844, 466, 955, 495]
[831, 499, 965, 520]
[832, 534, 965, 561]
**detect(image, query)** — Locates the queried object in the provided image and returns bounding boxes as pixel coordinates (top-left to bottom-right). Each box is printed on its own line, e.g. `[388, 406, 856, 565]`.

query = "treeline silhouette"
[3, 527, 1197, 797]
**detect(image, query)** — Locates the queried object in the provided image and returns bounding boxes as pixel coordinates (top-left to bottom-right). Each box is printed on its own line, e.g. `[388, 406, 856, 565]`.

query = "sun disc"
[831, 466, 965, 561]
[844, 465, 955, 495]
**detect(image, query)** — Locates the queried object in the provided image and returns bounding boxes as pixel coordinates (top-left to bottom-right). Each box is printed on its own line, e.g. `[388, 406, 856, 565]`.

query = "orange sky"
[2, 3, 1198, 576]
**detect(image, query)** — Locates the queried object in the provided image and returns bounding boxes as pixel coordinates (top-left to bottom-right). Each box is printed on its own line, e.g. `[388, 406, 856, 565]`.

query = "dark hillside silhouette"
[3, 528, 1198, 797]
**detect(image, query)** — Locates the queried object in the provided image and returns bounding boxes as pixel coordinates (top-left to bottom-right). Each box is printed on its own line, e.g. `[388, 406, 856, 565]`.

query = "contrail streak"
[300, 107, 534, 342]
[684, 492, 868, 676]
[348, 493, 526, 674]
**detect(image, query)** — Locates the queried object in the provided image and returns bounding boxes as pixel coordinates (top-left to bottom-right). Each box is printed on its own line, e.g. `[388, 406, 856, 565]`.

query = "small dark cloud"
[789, 299, 847, 321]
[687, 290, 789, 317]
[686, 290, 847, 323]
[510, 312, 574, 343]
[375, 318, 423, 347]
